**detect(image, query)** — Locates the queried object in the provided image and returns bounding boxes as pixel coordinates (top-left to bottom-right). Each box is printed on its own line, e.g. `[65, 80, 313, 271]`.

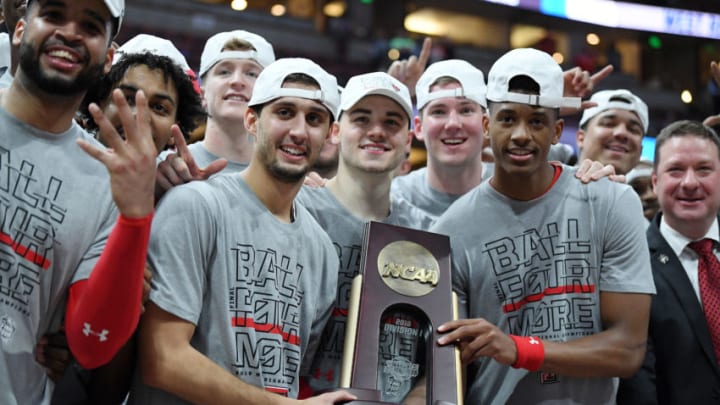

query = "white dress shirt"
[660, 216, 719, 304]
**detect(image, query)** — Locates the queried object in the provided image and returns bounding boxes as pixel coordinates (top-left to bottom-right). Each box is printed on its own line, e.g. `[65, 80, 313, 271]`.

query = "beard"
[18, 38, 105, 96]
[256, 138, 310, 184]
[268, 160, 308, 183]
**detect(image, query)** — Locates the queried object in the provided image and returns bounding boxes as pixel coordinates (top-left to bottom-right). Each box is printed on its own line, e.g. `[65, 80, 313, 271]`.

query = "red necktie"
[688, 238, 720, 365]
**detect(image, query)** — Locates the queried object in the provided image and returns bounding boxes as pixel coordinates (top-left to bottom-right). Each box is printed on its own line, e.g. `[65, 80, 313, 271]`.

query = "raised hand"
[561, 64, 614, 116]
[387, 37, 432, 97]
[155, 127, 228, 200]
[78, 89, 157, 218]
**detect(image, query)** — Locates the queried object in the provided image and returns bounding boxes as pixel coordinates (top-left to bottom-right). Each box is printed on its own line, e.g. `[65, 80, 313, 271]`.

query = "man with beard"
[41, 34, 206, 405]
[0, 0, 157, 404]
[131, 58, 354, 404]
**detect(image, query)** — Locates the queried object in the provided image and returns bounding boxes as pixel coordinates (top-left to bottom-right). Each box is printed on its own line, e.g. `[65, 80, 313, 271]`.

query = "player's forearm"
[66, 213, 152, 369]
[539, 325, 648, 378]
[141, 341, 292, 405]
[526, 291, 652, 378]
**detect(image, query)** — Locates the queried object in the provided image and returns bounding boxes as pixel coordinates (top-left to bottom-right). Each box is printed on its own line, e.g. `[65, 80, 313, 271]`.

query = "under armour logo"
[83, 323, 109, 342]
[529, 337, 540, 345]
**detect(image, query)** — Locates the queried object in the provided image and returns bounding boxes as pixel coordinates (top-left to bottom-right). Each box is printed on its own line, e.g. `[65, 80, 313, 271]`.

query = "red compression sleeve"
[65, 213, 152, 369]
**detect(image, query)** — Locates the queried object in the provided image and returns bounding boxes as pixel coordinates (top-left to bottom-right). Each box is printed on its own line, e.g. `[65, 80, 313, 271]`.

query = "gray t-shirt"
[431, 167, 655, 405]
[391, 168, 460, 220]
[156, 142, 248, 177]
[187, 142, 248, 173]
[297, 186, 433, 402]
[130, 174, 338, 403]
[0, 108, 116, 405]
[391, 165, 492, 220]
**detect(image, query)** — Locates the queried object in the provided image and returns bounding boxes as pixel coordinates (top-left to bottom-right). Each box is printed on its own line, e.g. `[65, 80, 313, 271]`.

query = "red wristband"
[510, 335, 545, 371]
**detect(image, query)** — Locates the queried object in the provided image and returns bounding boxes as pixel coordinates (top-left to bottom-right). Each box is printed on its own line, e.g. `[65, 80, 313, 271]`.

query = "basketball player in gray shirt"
[433, 48, 655, 405]
[297, 72, 432, 403]
[132, 58, 354, 404]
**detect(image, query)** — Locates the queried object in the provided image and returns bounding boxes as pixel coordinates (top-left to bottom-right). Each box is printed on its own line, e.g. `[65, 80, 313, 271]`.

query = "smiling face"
[245, 82, 332, 183]
[415, 81, 485, 171]
[98, 64, 179, 153]
[577, 108, 644, 175]
[202, 58, 262, 124]
[15, 0, 113, 96]
[484, 101, 562, 181]
[653, 134, 720, 237]
[337, 94, 411, 175]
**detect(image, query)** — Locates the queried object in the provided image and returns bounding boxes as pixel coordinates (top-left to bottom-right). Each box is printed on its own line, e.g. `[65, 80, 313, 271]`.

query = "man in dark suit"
[618, 120, 720, 404]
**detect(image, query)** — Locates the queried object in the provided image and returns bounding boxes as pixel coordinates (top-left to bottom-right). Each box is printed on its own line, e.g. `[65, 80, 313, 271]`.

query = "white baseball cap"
[579, 89, 649, 133]
[340, 72, 413, 122]
[114, 34, 191, 72]
[416, 59, 487, 111]
[486, 48, 581, 109]
[199, 30, 275, 77]
[102, 0, 124, 20]
[248, 58, 340, 119]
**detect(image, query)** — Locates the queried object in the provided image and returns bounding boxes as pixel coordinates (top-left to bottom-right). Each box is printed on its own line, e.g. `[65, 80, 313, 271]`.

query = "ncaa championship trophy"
[339, 221, 463, 405]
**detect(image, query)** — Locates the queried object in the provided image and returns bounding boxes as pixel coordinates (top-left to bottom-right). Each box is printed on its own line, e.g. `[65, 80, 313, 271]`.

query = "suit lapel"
[648, 215, 720, 374]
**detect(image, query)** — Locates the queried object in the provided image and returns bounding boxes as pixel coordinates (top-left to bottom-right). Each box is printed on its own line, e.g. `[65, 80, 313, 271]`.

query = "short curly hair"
[81, 52, 206, 138]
